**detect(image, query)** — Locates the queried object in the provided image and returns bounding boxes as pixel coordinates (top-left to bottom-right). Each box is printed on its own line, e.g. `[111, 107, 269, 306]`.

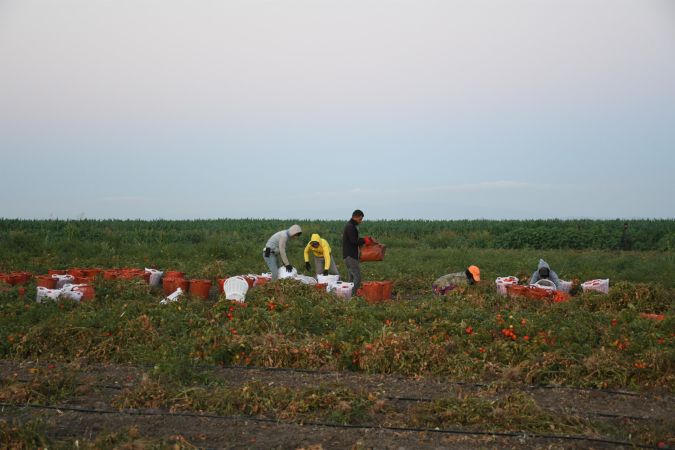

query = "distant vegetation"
[1, 218, 673, 287]
[1, 218, 673, 253]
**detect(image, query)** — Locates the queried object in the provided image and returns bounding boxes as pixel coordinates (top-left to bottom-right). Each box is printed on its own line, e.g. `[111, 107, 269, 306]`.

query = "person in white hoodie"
[263, 224, 302, 280]
[529, 259, 560, 289]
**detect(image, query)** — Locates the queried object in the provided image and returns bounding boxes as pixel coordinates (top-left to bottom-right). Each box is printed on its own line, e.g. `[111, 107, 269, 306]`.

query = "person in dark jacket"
[342, 209, 373, 296]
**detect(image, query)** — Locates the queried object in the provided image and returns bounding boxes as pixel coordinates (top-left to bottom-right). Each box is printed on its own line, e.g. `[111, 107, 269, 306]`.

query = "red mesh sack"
[360, 239, 386, 262]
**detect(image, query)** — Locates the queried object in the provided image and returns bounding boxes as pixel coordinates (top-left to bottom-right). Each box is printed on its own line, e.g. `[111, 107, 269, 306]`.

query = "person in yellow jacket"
[304, 233, 339, 276]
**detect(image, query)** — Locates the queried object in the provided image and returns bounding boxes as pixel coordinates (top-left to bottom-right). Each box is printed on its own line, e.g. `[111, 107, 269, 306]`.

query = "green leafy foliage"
[0, 219, 673, 393]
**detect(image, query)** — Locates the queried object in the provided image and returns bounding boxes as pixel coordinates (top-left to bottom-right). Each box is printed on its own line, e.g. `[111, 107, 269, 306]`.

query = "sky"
[1, 0, 674, 220]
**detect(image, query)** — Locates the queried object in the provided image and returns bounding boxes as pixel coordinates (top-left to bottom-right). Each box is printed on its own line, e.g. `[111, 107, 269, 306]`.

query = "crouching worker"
[263, 224, 302, 281]
[304, 233, 339, 277]
[529, 259, 560, 289]
[433, 265, 480, 295]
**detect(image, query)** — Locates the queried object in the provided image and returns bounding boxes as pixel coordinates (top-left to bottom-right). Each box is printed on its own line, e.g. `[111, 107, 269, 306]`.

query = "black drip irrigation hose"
[0, 402, 662, 449]
[188, 362, 643, 397]
[5, 377, 655, 422]
[7, 360, 642, 397]
[380, 395, 654, 421]
[593, 412, 654, 421]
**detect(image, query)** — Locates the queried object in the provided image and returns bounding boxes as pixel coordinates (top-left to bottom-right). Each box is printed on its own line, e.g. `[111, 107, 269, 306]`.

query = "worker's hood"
[310, 233, 321, 244]
[288, 224, 302, 236]
[537, 259, 551, 270]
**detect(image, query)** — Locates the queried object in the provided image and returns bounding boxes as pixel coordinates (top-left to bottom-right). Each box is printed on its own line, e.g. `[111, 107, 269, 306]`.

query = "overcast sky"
[1, 0, 674, 220]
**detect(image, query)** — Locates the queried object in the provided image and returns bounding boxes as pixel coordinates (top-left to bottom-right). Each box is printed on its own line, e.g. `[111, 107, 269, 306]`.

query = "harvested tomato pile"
[505, 284, 571, 302]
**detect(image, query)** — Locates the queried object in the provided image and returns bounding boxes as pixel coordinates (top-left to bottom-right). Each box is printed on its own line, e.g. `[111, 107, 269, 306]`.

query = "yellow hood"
[304, 233, 332, 265]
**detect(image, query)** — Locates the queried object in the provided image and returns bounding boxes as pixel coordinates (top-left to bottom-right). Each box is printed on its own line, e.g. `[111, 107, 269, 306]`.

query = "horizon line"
[1, 217, 673, 222]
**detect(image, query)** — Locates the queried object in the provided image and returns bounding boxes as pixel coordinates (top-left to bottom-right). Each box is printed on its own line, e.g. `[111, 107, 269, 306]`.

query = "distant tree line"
[0, 219, 673, 256]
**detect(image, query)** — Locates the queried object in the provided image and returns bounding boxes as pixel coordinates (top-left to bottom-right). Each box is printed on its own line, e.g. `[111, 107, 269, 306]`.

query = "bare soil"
[1, 360, 672, 449]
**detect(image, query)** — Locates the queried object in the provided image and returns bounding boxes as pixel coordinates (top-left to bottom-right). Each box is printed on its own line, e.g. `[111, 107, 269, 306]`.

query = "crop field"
[0, 219, 673, 449]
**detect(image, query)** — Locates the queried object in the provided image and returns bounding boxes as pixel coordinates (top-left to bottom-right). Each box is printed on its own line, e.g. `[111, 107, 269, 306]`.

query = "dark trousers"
[344, 256, 361, 296]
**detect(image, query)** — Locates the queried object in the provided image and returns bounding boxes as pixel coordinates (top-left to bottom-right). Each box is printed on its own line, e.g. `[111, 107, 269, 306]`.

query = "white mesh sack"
[278, 267, 298, 279]
[293, 275, 317, 285]
[332, 281, 354, 299]
[59, 284, 84, 302]
[532, 279, 557, 290]
[52, 274, 75, 289]
[558, 280, 573, 293]
[317, 274, 339, 287]
[495, 276, 519, 297]
[36, 287, 63, 303]
[581, 279, 609, 294]
[160, 287, 184, 304]
[224, 276, 249, 302]
[145, 268, 164, 287]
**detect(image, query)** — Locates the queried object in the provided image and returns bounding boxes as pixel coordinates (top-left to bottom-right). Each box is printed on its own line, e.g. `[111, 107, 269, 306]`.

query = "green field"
[1, 218, 674, 287]
[0, 219, 673, 448]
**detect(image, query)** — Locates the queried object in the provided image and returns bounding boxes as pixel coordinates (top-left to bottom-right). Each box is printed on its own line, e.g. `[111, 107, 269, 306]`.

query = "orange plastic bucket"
[163, 277, 174, 293]
[175, 278, 190, 292]
[163, 277, 178, 295]
[103, 270, 118, 280]
[74, 284, 95, 301]
[83, 268, 102, 278]
[117, 271, 135, 280]
[119, 269, 144, 280]
[74, 276, 94, 285]
[36, 275, 58, 289]
[378, 281, 393, 300]
[48, 269, 67, 276]
[67, 268, 86, 277]
[9, 272, 32, 286]
[189, 279, 211, 300]
[165, 271, 185, 279]
[4, 273, 16, 286]
[360, 282, 384, 302]
[217, 278, 227, 293]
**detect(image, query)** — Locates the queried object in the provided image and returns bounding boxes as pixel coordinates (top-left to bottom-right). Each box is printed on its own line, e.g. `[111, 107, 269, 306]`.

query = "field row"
[1, 279, 671, 390]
